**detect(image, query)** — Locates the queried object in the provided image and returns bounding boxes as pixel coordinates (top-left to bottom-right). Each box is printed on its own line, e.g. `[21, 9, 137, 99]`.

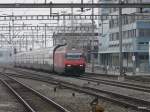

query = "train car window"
[65, 53, 82, 59]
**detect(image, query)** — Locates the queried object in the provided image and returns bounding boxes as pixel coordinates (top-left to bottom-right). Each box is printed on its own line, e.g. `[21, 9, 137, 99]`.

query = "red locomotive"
[14, 44, 86, 75]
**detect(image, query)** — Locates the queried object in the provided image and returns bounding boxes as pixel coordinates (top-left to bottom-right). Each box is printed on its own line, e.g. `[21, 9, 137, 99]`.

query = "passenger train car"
[14, 44, 86, 75]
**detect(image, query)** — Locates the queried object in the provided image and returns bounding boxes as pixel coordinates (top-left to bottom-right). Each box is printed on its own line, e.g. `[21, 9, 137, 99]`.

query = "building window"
[109, 29, 136, 41]
[139, 29, 150, 37]
[139, 55, 148, 60]
[109, 15, 150, 29]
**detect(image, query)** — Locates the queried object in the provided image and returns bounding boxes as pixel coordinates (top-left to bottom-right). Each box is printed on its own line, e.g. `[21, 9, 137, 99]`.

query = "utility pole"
[71, 1, 74, 48]
[61, 11, 66, 45]
[50, 2, 52, 16]
[9, 22, 11, 45]
[81, 0, 84, 12]
[40, 23, 50, 47]
[19, 35, 21, 52]
[36, 25, 38, 48]
[12, 12, 14, 49]
[31, 30, 34, 50]
[119, 0, 123, 76]
[91, 0, 95, 73]
[42, 34, 44, 47]
[25, 34, 28, 51]
[10, 12, 15, 51]
[44, 24, 47, 47]
[0, 34, 3, 47]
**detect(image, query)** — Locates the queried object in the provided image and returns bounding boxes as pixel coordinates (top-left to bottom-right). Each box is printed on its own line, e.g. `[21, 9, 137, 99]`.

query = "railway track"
[125, 75, 150, 82]
[5, 69, 150, 112]
[11, 67, 150, 93]
[86, 72, 150, 83]
[77, 76, 150, 93]
[0, 73, 71, 112]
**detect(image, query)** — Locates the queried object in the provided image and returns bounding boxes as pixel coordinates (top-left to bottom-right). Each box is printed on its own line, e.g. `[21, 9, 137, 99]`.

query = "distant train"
[14, 44, 86, 75]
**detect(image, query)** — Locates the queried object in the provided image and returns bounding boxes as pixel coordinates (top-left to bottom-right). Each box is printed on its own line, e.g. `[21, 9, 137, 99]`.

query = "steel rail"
[8, 75, 71, 112]
[5, 69, 150, 112]
[6, 68, 150, 92]
[9, 67, 150, 92]
[0, 78, 36, 112]
[77, 76, 150, 93]
[6, 67, 150, 92]
[0, 74, 71, 112]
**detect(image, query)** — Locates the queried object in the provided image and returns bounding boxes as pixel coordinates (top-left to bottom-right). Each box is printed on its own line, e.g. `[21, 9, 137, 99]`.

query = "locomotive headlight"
[67, 64, 71, 67]
[80, 65, 83, 67]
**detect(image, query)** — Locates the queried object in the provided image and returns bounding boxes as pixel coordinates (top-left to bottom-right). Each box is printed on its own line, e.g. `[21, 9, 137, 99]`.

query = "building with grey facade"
[98, 0, 150, 73]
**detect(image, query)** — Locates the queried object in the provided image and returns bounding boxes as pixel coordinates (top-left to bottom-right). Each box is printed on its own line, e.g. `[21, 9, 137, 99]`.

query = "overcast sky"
[0, 0, 98, 27]
[0, 0, 98, 49]
[0, 0, 98, 26]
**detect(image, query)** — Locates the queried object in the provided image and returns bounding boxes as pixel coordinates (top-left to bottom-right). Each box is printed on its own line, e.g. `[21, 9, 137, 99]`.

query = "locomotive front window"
[65, 53, 82, 59]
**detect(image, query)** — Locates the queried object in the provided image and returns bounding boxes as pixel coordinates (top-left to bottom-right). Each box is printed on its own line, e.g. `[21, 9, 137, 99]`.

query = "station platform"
[86, 63, 150, 76]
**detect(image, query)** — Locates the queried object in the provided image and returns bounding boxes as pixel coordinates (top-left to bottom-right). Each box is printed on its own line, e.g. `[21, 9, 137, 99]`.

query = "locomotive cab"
[53, 46, 86, 75]
[64, 52, 86, 74]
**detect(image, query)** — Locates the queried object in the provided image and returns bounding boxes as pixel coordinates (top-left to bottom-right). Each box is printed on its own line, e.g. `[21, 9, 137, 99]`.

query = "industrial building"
[98, 0, 150, 73]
